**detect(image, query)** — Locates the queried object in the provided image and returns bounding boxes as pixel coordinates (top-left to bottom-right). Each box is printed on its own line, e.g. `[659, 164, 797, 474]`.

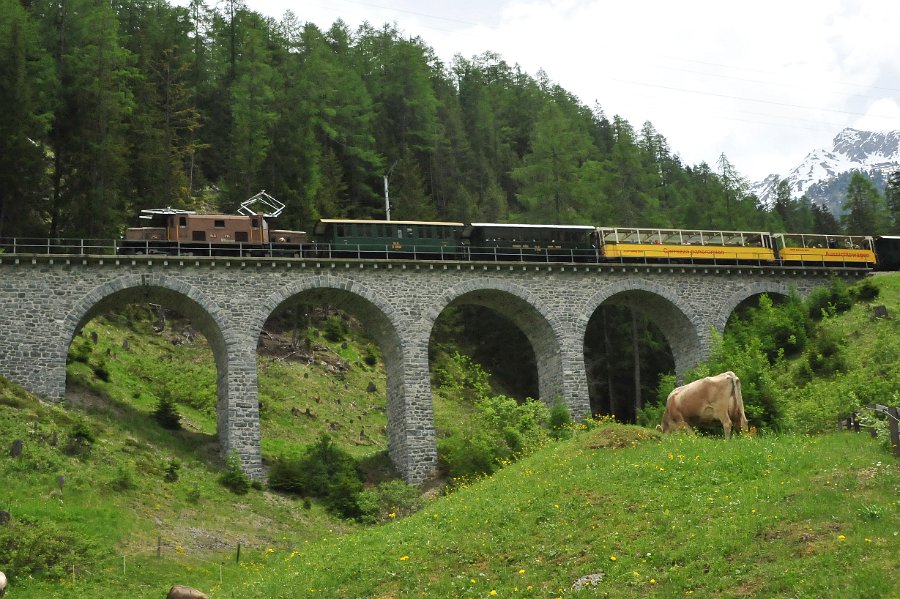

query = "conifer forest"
[6, 0, 900, 241]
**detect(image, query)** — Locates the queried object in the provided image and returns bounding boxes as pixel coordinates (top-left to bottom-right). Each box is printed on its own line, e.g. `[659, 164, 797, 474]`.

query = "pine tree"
[886, 170, 900, 234]
[0, 0, 53, 237]
[512, 100, 595, 224]
[842, 171, 889, 234]
[43, 0, 134, 238]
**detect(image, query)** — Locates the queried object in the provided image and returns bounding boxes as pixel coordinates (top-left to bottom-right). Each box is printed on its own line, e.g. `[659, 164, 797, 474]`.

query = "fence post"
[157, 535, 161, 558]
[889, 407, 900, 458]
[236, 542, 241, 564]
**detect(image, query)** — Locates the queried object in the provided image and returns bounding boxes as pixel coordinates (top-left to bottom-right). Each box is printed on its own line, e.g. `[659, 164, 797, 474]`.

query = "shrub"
[637, 401, 666, 429]
[548, 398, 573, 439]
[363, 346, 378, 366]
[437, 428, 499, 479]
[163, 459, 181, 482]
[92, 360, 110, 382]
[63, 420, 95, 457]
[268, 435, 363, 519]
[437, 395, 550, 479]
[434, 352, 491, 402]
[806, 327, 847, 376]
[111, 465, 137, 491]
[323, 315, 347, 342]
[219, 451, 251, 495]
[153, 394, 182, 430]
[807, 276, 853, 321]
[68, 337, 92, 364]
[850, 278, 879, 302]
[357, 479, 423, 524]
[0, 517, 105, 579]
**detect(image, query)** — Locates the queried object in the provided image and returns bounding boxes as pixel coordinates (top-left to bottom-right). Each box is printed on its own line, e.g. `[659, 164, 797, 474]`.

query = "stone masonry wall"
[0, 255, 864, 483]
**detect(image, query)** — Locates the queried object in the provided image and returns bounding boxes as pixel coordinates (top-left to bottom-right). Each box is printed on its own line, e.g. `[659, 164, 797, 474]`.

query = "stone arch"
[424, 278, 565, 407]
[58, 274, 250, 470]
[715, 281, 793, 333]
[254, 275, 435, 484]
[579, 279, 703, 378]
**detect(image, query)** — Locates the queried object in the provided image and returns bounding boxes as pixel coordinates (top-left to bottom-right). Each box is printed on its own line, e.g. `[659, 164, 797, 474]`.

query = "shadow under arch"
[252, 275, 425, 481]
[424, 279, 564, 405]
[60, 274, 236, 460]
[579, 280, 703, 378]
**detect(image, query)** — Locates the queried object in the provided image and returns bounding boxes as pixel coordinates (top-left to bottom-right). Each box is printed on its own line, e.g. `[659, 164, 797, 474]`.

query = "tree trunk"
[602, 306, 617, 419]
[632, 309, 641, 421]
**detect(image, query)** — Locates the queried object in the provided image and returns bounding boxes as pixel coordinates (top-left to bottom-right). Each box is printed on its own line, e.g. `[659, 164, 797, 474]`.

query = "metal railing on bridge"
[0, 237, 873, 268]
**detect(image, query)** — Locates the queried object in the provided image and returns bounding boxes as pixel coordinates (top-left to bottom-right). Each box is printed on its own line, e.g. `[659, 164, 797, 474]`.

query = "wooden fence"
[839, 404, 900, 458]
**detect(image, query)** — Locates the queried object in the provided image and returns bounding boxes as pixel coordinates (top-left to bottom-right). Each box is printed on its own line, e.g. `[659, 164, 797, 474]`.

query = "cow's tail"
[729, 372, 749, 433]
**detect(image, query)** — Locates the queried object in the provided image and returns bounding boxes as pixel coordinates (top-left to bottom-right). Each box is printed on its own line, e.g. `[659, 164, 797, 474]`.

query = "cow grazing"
[166, 585, 209, 599]
[660, 371, 748, 438]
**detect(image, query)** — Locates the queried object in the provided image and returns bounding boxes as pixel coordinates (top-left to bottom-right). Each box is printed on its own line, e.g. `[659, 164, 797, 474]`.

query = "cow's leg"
[721, 417, 732, 439]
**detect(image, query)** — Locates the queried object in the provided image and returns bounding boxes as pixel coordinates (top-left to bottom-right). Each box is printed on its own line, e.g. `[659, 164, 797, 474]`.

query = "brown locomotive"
[120, 192, 307, 257]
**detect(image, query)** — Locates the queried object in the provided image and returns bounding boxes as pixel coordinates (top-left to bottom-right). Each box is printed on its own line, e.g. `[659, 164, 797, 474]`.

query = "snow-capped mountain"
[751, 128, 900, 215]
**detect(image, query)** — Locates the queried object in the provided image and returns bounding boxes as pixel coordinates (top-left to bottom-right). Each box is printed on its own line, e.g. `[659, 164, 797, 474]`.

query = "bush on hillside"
[850, 278, 879, 302]
[438, 395, 550, 479]
[548, 398, 573, 439]
[434, 351, 492, 403]
[323, 315, 348, 342]
[63, 420, 96, 457]
[268, 434, 363, 518]
[727, 293, 809, 362]
[356, 479, 424, 524]
[152, 394, 181, 430]
[807, 276, 853, 321]
[805, 326, 848, 377]
[219, 451, 251, 495]
[0, 516, 105, 580]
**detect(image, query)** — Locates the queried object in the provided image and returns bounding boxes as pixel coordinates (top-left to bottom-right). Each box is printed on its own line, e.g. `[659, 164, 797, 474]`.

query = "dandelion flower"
[490, 591, 497, 596]
[518, 569, 526, 574]
[399, 555, 410, 561]
[838, 535, 846, 541]
[610, 555, 617, 561]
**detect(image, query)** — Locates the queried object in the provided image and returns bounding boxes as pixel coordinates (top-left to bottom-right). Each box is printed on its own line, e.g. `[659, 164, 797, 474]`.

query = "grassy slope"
[1, 275, 899, 597]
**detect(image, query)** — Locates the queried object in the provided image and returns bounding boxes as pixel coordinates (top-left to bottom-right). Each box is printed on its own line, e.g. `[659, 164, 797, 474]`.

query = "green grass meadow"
[1, 276, 899, 597]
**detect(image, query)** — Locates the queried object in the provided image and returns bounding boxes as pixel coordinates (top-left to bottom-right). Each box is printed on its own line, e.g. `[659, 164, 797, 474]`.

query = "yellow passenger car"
[599, 227, 776, 263]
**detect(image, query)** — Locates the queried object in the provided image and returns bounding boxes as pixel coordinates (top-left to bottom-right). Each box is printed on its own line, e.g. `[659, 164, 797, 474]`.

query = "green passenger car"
[312, 219, 465, 258]
[463, 223, 598, 262]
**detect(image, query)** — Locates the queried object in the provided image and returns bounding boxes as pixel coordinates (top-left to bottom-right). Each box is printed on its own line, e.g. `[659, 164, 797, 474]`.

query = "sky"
[232, 0, 900, 182]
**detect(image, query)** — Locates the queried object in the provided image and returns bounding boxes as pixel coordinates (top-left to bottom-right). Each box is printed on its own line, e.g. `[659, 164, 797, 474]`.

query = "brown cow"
[166, 585, 209, 599]
[660, 371, 748, 438]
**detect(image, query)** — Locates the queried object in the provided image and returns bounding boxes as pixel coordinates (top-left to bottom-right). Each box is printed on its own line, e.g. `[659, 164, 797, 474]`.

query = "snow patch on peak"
[751, 128, 900, 213]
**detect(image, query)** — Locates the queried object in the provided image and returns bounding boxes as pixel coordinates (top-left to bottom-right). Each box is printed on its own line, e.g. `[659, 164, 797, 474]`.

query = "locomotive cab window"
[179, 216, 187, 227]
[251, 218, 259, 228]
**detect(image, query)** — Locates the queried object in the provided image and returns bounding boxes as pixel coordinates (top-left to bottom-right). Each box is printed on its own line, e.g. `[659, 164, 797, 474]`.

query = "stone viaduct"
[0, 253, 868, 483]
